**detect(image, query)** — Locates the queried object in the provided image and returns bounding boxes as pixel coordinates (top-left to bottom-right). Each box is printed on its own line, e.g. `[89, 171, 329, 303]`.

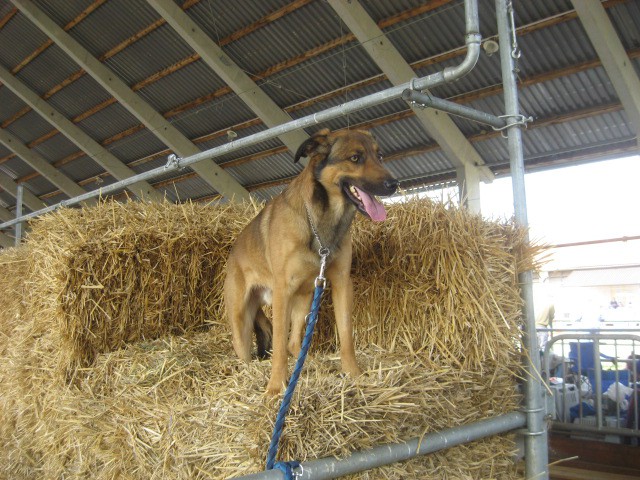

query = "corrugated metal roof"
[187, 0, 290, 41]
[46, 73, 113, 119]
[1, 155, 34, 181]
[13, 44, 81, 96]
[0, 10, 49, 69]
[389, 149, 453, 181]
[226, 152, 301, 186]
[385, 3, 468, 63]
[4, 109, 54, 145]
[31, 0, 95, 27]
[250, 183, 287, 203]
[103, 21, 207, 88]
[168, 91, 257, 139]
[74, 101, 140, 144]
[134, 59, 227, 115]
[608, 1, 640, 49]
[156, 173, 216, 203]
[0, 83, 28, 121]
[0, 0, 638, 223]
[58, 154, 105, 184]
[22, 174, 56, 199]
[0, 190, 14, 210]
[259, 42, 384, 109]
[223, 1, 342, 75]
[104, 124, 168, 165]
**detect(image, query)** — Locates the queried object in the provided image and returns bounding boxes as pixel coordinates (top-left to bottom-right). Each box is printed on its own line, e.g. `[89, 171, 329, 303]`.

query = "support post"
[495, 0, 549, 478]
[15, 183, 24, 247]
[456, 163, 481, 212]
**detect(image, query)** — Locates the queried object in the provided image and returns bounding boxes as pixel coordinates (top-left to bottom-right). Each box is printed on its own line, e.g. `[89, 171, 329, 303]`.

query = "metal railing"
[543, 330, 640, 443]
[236, 413, 527, 480]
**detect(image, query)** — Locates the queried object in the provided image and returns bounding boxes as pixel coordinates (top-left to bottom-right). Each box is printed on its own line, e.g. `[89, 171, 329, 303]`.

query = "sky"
[479, 155, 640, 270]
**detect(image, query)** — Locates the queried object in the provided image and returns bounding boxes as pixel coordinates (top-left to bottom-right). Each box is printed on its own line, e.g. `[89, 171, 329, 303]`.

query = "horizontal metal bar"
[546, 333, 640, 343]
[538, 328, 640, 333]
[551, 421, 640, 438]
[234, 412, 526, 480]
[543, 333, 640, 375]
[0, 68, 467, 232]
[402, 89, 507, 129]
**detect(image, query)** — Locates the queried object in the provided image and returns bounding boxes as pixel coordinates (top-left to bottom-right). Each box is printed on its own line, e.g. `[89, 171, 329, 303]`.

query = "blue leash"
[266, 245, 329, 478]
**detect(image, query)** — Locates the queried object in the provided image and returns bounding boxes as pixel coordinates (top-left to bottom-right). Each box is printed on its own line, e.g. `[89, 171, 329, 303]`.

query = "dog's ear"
[294, 128, 331, 163]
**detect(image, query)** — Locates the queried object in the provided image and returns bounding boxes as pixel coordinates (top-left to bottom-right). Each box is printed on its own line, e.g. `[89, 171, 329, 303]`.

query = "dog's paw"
[265, 379, 285, 397]
[343, 364, 363, 377]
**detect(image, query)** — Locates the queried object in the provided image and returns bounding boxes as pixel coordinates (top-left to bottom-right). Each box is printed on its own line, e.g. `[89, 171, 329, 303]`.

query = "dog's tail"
[254, 308, 273, 360]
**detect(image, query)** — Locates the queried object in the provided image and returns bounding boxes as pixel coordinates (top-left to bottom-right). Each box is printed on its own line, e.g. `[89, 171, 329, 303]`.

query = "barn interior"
[0, 1, 639, 479]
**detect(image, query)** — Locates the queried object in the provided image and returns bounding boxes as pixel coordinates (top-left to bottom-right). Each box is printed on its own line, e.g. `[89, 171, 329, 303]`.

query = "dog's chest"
[315, 207, 355, 252]
[258, 287, 273, 305]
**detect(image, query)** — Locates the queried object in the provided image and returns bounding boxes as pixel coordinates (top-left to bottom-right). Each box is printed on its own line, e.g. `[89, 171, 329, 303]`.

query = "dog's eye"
[377, 152, 384, 161]
[350, 154, 361, 163]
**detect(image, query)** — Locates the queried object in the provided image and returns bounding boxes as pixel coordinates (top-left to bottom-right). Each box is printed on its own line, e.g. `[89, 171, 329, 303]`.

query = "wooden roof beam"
[572, 0, 640, 144]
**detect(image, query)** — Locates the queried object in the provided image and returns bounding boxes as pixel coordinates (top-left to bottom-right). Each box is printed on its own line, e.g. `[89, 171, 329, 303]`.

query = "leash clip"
[315, 247, 330, 288]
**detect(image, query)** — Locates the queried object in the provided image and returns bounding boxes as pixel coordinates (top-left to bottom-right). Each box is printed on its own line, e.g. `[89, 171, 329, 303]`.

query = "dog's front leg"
[287, 290, 313, 358]
[328, 265, 362, 378]
[266, 285, 292, 395]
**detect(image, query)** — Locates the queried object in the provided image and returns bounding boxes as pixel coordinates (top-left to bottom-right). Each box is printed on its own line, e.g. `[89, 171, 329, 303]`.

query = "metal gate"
[544, 331, 640, 443]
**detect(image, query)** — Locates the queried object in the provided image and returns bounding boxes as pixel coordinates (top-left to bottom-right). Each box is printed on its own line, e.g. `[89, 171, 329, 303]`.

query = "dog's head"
[294, 128, 398, 221]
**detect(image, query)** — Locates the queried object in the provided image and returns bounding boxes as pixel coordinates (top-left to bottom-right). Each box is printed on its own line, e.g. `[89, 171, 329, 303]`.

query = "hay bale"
[315, 199, 536, 373]
[0, 246, 30, 468]
[1, 333, 521, 479]
[23, 200, 257, 373]
[0, 246, 28, 352]
[0, 197, 538, 479]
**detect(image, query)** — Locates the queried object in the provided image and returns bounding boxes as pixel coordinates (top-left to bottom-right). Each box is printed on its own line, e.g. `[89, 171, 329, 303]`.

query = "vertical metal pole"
[495, 1, 549, 478]
[593, 338, 603, 428]
[15, 183, 24, 247]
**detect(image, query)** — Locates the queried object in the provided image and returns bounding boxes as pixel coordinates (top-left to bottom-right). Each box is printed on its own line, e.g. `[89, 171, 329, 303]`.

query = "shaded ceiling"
[0, 0, 639, 245]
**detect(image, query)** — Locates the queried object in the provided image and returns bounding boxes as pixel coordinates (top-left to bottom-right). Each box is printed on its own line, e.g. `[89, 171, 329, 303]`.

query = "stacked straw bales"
[0, 198, 539, 479]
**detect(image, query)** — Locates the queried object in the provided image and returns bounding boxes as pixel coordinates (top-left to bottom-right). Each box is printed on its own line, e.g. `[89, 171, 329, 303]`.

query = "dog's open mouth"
[343, 183, 387, 222]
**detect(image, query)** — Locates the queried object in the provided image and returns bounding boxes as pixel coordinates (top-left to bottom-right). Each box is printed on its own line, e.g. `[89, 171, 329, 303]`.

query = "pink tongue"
[354, 186, 387, 221]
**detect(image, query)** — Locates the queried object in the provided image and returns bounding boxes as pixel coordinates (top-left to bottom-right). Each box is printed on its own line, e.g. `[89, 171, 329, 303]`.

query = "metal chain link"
[507, 1, 521, 76]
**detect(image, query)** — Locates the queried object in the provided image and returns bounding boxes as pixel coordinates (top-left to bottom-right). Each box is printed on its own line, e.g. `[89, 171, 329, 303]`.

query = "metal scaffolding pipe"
[235, 412, 526, 480]
[444, 0, 482, 82]
[496, 0, 549, 478]
[401, 90, 507, 129]
[15, 183, 23, 247]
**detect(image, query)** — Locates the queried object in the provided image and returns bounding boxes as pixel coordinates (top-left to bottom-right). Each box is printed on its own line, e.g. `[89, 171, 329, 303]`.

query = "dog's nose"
[384, 178, 399, 193]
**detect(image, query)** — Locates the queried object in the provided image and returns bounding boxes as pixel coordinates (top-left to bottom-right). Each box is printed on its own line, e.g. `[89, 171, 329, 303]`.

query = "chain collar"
[304, 203, 330, 286]
[304, 203, 328, 253]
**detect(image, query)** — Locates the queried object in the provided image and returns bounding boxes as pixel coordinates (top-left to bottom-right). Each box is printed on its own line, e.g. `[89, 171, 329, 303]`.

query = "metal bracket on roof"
[493, 114, 533, 138]
[165, 153, 184, 171]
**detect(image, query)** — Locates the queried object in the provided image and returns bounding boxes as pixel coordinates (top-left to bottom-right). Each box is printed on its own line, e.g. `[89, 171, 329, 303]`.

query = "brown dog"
[224, 128, 398, 395]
